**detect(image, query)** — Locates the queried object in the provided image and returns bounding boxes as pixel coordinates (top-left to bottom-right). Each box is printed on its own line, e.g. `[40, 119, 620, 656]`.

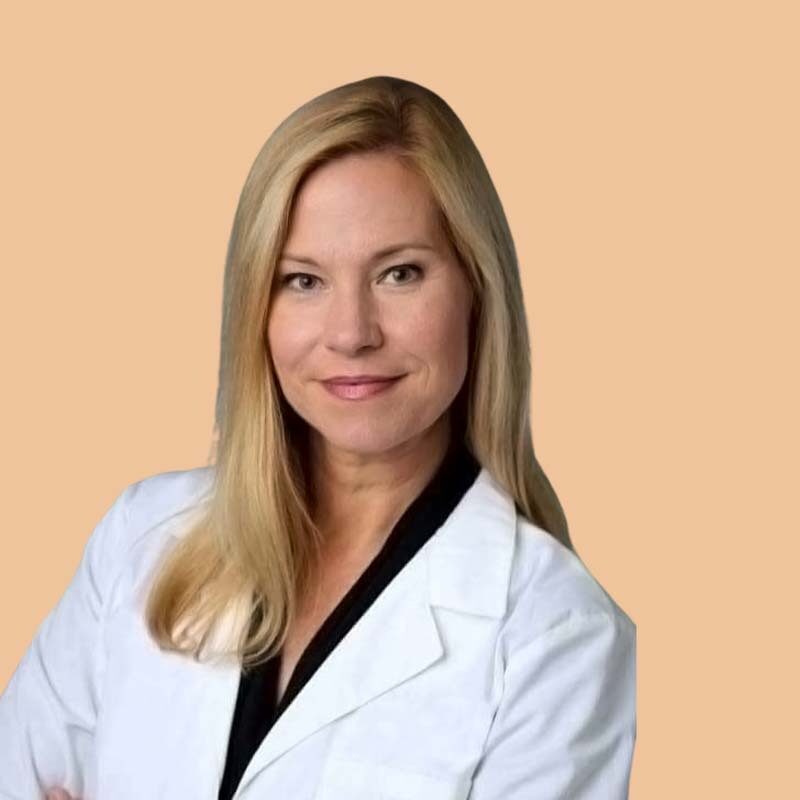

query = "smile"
[321, 375, 405, 401]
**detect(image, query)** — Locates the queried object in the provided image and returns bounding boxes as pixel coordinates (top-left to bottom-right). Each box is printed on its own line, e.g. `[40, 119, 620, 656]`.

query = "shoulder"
[86, 465, 215, 600]
[122, 464, 215, 534]
[500, 513, 636, 652]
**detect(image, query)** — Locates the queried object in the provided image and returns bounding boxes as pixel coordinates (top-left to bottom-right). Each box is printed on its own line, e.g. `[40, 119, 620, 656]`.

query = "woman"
[1, 76, 636, 799]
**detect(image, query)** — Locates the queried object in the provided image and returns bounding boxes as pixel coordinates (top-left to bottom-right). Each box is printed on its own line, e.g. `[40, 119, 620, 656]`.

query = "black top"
[217, 437, 482, 800]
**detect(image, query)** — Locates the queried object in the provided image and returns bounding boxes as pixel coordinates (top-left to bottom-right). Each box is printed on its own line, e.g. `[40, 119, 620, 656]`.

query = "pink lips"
[321, 375, 405, 400]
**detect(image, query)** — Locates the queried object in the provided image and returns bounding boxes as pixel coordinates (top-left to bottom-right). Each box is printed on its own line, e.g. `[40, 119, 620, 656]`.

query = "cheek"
[266, 304, 311, 375]
[403, 294, 471, 382]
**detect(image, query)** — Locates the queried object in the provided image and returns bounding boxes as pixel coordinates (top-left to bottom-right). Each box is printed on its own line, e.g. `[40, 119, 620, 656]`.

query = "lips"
[321, 375, 405, 400]
[323, 375, 403, 384]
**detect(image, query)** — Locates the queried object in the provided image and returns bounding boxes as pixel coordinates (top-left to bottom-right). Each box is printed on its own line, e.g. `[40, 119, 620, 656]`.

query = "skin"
[48, 151, 474, 798]
[267, 149, 474, 562]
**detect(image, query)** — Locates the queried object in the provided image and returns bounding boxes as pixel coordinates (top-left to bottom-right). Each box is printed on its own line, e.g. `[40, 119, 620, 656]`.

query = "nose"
[322, 281, 383, 355]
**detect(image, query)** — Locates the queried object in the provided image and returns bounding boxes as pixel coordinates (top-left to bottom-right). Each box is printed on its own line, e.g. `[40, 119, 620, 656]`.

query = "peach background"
[2, 1, 797, 796]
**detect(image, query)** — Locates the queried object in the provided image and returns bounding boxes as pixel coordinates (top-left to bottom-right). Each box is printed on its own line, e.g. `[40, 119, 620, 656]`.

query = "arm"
[468, 609, 637, 799]
[0, 485, 134, 800]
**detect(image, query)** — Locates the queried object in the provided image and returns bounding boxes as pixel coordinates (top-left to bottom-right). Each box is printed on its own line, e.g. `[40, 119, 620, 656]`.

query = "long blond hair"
[144, 75, 573, 667]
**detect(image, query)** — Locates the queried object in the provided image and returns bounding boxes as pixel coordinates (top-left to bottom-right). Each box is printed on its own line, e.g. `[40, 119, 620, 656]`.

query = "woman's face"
[267, 150, 473, 459]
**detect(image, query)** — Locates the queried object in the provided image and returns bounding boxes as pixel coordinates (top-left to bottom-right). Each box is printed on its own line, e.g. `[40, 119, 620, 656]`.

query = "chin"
[322, 432, 407, 457]
[308, 420, 415, 458]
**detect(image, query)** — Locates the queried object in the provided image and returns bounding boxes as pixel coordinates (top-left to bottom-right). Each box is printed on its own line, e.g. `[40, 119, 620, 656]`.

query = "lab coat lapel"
[232, 466, 517, 796]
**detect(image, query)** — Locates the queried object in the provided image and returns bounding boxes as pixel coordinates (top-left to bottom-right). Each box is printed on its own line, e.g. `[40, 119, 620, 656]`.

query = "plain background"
[1, 2, 797, 797]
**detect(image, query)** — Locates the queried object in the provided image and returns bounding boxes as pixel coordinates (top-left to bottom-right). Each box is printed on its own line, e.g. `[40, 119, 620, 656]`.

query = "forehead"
[284, 152, 442, 254]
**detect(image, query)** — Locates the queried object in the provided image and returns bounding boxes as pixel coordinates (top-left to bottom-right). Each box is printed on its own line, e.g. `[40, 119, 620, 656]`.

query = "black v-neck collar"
[275, 435, 480, 715]
[217, 437, 481, 800]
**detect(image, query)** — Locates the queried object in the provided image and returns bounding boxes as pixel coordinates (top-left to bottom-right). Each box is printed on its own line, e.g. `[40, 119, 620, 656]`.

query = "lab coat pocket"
[315, 755, 472, 800]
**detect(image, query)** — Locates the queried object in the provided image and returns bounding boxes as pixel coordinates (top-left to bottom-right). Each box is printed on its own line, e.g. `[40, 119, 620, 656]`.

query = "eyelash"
[279, 264, 423, 292]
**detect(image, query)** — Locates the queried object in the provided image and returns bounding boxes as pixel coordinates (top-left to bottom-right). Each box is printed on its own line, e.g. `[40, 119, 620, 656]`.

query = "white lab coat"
[0, 464, 636, 799]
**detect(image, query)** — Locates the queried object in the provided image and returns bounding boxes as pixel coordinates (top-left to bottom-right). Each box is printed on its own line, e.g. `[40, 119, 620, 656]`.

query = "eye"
[279, 265, 423, 293]
[381, 264, 423, 285]
[279, 272, 321, 292]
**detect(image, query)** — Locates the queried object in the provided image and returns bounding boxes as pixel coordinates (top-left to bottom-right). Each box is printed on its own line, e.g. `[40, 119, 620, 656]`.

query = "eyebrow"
[279, 242, 436, 267]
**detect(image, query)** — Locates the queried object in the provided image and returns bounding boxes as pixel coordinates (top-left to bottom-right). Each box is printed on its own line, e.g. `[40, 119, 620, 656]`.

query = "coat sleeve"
[467, 609, 637, 799]
[0, 484, 134, 800]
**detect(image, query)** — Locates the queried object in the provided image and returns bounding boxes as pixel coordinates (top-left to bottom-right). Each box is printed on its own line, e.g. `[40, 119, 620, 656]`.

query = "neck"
[308, 417, 453, 558]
